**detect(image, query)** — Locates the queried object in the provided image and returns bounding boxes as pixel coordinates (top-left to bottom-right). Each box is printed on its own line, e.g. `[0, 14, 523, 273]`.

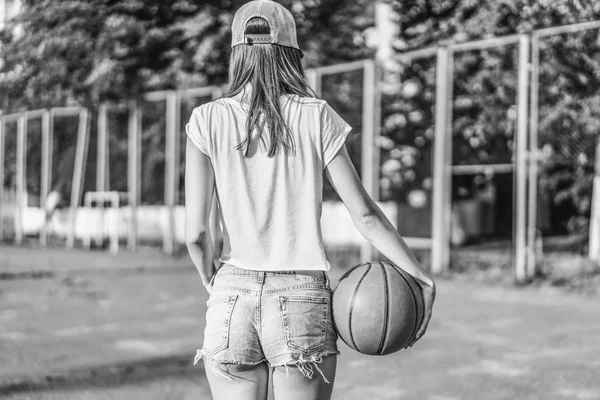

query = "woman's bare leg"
[271, 355, 337, 400]
[205, 361, 270, 400]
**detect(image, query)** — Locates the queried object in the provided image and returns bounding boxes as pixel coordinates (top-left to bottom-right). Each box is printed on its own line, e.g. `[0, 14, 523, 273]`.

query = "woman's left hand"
[203, 274, 214, 294]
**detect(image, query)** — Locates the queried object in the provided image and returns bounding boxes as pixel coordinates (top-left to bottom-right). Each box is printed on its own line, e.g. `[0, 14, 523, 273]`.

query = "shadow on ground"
[1, 354, 203, 396]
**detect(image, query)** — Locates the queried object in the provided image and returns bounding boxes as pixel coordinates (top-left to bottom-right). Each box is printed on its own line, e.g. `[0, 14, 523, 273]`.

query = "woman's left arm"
[185, 137, 216, 292]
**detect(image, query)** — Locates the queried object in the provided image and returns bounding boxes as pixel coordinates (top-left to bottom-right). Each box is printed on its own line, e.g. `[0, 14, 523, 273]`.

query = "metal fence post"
[164, 91, 179, 255]
[15, 113, 26, 245]
[127, 101, 141, 251]
[40, 110, 51, 246]
[97, 104, 108, 193]
[431, 47, 453, 275]
[94, 104, 109, 248]
[515, 34, 531, 283]
[0, 112, 3, 240]
[527, 34, 540, 277]
[590, 139, 600, 261]
[67, 108, 90, 249]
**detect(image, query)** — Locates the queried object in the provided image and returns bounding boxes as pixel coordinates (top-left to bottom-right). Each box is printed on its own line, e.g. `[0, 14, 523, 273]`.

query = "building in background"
[0, 0, 21, 30]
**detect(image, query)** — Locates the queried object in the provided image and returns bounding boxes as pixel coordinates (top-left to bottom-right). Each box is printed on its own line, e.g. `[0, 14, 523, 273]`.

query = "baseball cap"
[231, 0, 302, 56]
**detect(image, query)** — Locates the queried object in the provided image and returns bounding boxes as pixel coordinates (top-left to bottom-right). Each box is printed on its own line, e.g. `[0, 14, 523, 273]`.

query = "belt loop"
[257, 271, 265, 284]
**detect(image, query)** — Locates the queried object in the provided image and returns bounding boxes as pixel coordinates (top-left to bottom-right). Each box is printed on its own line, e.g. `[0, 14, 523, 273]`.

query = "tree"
[380, 0, 600, 245]
[0, 0, 374, 110]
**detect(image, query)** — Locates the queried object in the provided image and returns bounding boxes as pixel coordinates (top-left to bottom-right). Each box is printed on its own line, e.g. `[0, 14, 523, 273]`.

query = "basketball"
[332, 261, 424, 355]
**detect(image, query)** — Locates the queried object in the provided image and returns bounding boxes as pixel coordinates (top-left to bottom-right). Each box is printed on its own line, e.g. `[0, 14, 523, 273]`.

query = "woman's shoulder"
[282, 94, 328, 110]
[193, 98, 231, 109]
[190, 95, 330, 114]
[189, 98, 238, 115]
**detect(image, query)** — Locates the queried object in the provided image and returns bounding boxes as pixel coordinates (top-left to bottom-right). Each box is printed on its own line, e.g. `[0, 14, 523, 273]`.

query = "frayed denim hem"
[272, 350, 340, 384]
[193, 349, 340, 383]
[193, 349, 267, 380]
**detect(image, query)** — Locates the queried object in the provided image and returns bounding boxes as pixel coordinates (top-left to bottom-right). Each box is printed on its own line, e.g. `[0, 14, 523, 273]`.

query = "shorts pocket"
[278, 295, 328, 354]
[203, 294, 238, 355]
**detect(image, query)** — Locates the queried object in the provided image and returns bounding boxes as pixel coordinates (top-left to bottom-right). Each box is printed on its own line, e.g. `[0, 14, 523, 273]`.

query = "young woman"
[184, 1, 436, 399]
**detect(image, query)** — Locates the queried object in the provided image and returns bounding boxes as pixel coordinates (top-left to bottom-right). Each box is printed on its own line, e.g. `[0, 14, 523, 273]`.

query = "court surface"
[1, 245, 598, 400]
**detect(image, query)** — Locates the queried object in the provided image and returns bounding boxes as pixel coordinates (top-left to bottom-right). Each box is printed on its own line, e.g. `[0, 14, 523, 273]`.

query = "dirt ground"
[1, 245, 599, 400]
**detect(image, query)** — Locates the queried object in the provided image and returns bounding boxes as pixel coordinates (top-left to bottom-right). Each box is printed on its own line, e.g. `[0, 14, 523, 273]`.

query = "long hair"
[227, 17, 314, 157]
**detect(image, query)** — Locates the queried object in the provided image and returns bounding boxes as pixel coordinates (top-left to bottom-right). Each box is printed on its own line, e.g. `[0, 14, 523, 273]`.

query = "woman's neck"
[232, 83, 252, 104]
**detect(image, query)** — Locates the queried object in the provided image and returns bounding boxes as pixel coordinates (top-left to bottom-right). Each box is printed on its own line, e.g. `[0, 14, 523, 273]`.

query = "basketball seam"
[332, 261, 370, 292]
[348, 264, 372, 352]
[376, 262, 389, 355]
[394, 265, 420, 347]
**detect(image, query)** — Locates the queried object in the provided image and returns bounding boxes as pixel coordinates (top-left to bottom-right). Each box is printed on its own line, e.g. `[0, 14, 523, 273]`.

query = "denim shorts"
[193, 263, 339, 382]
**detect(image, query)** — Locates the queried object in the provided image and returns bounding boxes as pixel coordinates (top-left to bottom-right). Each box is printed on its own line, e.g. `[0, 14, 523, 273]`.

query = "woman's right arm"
[325, 145, 433, 285]
[325, 144, 436, 347]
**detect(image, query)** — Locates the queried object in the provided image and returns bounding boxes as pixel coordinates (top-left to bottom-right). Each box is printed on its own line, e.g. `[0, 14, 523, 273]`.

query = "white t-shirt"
[185, 94, 352, 271]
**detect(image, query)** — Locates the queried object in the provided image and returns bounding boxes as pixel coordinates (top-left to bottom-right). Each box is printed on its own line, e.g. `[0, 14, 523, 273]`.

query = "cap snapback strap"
[244, 34, 273, 44]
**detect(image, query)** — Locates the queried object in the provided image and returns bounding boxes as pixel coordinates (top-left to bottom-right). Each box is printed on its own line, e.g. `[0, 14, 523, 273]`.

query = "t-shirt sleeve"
[185, 107, 210, 157]
[320, 102, 352, 167]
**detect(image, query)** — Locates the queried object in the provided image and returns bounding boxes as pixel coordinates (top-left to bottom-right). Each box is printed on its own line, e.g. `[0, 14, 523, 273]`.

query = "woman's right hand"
[405, 278, 436, 348]
[202, 262, 218, 294]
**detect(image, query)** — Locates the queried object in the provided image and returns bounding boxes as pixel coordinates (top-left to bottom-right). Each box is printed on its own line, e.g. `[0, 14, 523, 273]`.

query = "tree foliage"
[380, 0, 600, 240]
[0, 0, 374, 110]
